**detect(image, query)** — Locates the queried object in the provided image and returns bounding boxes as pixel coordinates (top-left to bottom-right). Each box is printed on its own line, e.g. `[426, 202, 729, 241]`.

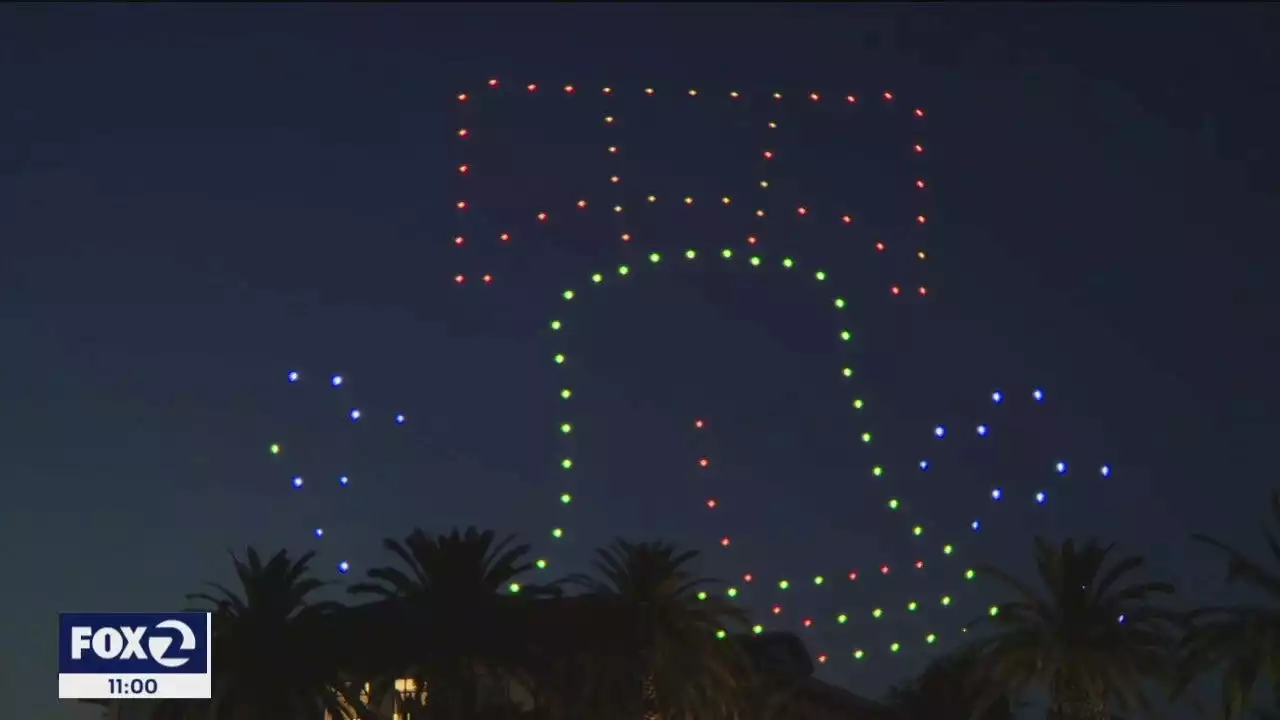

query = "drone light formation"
[269, 80, 1116, 673]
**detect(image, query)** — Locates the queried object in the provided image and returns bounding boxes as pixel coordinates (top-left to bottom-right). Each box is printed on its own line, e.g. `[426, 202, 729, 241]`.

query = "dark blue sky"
[3, 5, 1277, 718]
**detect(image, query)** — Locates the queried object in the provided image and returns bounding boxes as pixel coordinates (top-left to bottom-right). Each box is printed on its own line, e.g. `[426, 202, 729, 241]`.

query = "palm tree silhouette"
[967, 537, 1178, 720]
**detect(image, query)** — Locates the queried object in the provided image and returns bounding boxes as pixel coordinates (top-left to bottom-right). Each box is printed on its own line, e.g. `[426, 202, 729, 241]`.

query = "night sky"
[3, 5, 1278, 719]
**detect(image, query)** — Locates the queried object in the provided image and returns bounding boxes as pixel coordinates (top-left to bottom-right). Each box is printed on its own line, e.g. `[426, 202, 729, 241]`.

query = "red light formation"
[891, 286, 902, 296]
[772, 605, 782, 615]
[499, 233, 510, 242]
[875, 242, 886, 252]
[817, 654, 829, 664]
[698, 457, 710, 468]
[482, 274, 493, 284]
[743, 573, 754, 583]
[848, 571, 858, 580]
[454, 236, 465, 246]
[487, 78, 498, 87]
[706, 499, 717, 508]
[803, 618, 813, 628]
[880, 565, 890, 575]
[883, 91, 894, 101]
[453, 274, 464, 284]
[915, 560, 924, 569]
[720, 536, 731, 547]
[695, 419, 705, 428]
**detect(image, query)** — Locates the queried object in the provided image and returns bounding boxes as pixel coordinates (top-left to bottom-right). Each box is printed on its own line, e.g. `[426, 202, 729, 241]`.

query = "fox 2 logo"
[59, 613, 211, 675]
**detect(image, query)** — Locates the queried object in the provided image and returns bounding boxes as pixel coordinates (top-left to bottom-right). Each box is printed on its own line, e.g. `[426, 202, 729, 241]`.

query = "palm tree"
[566, 539, 752, 720]
[885, 647, 1017, 720]
[180, 547, 360, 720]
[349, 527, 551, 720]
[1179, 491, 1280, 719]
[967, 537, 1178, 720]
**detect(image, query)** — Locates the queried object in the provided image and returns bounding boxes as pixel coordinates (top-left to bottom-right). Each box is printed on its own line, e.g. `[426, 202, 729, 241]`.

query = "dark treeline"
[145, 493, 1280, 720]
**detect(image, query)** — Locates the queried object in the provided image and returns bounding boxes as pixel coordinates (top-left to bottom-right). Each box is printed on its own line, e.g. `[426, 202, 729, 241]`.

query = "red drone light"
[743, 573, 754, 582]
[720, 536, 731, 547]
[457, 164, 469, 174]
[457, 93, 468, 102]
[809, 92, 820, 101]
[607, 146, 618, 154]
[883, 91, 894, 101]
[695, 419, 705, 428]
[610, 176, 620, 183]
[688, 89, 698, 97]
[604, 116, 615, 124]
[848, 571, 858, 580]
[698, 458, 710, 468]
[620, 233, 632, 242]
[747, 235, 758, 245]
[817, 654, 829, 664]
[880, 565, 891, 575]
[456, 201, 467, 210]
[526, 83, 537, 92]
[803, 618, 813, 628]
[454, 236, 465, 246]
[644, 88, 655, 95]
[875, 242, 886, 251]
[577, 199, 587, 208]
[772, 605, 782, 615]
[919, 286, 929, 296]
[891, 286, 902, 296]
[457, 128, 469, 138]
[486, 78, 498, 87]
[602, 87, 612, 94]
[563, 84, 575, 93]
[841, 215, 852, 224]
[454, 274, 465, 284]
[846, 95, 857, 103]
[916, 179, 927, 189]
[729, 91, 740, 99]
[915, 560, 924, 569]
[706, 499, 717, 508]
[536, 212, 547, 221]
[499, 233, 510, 242]
[917, 215, 928, 224]
[763, 150, 774, 159]
[797, 206, 808, 215]
[914, 108, 925, 117]
[914, 144, 924, 153]
[482, 274, 493, 284]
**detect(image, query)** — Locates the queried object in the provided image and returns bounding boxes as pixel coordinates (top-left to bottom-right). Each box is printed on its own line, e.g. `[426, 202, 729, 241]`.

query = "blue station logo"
[59, 612, 210, 675]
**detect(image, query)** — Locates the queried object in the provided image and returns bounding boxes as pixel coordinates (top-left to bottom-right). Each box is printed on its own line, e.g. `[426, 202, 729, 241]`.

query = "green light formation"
[269, 443, 280, 455]
[538, 247, 961, 661]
